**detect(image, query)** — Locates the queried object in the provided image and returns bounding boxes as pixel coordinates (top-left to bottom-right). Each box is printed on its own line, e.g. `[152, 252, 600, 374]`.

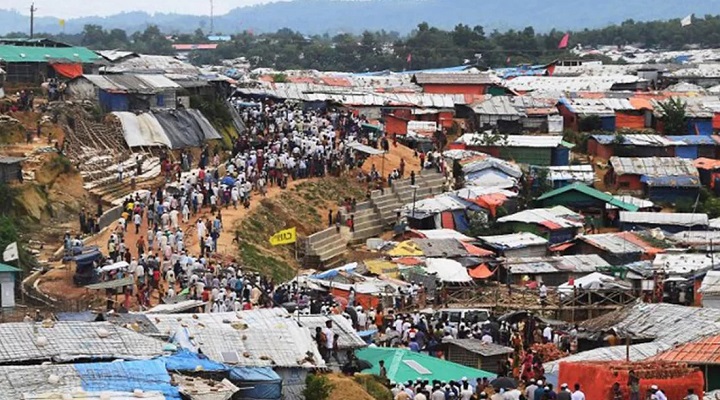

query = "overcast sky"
[1, 0, 284, 18]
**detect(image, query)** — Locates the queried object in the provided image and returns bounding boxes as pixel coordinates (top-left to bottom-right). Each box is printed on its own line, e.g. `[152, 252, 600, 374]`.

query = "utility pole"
[30, 3, 37, 39]
[209, 0, 214, 35]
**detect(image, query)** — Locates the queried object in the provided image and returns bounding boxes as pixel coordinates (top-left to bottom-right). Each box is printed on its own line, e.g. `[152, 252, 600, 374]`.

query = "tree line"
[7, 14, 720, 71]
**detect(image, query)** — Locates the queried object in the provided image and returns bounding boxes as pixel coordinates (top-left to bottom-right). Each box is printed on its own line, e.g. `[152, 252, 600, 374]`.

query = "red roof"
[320, 77, 352, 87]
[650, 334, 720, 364]
[461, 242, 494, 257]
[469, 264, 494, 279]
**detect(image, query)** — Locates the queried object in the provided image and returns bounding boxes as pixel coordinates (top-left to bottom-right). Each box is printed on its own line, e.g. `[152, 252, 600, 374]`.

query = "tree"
[659, 97, 687, 135]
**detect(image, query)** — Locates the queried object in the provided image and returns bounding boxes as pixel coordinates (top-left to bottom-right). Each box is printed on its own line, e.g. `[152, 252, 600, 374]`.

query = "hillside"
[5, 0, 720, 35]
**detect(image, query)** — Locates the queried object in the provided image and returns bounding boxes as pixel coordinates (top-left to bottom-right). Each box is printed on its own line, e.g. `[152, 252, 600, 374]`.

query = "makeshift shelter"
[112, 109, 222, 149]
[0, 321, 165, 365]
[607, 157, 700, 202]
[68, 74, 181, 111]
[357, 347, 495, 384]
[296, 314, 366, 363]
[0, 40, 101, 84]
[478, 232, 548, 258]
[146, 309, 325, 400]
[422, 258, 473, 283]
[536, 183, 639, 215]
[497, 206, 584, 244]
[544, 165, 595, 188]
[443, 339, 514, 375]
[0, 359, 178, 399]
[504, 255, 610, 286]
[453, 134, 572, 166]
[699, 270, 720, 309]
[575, 232, 664, 265]
[619, 212, 708, 233]
[403, 193, 479, 231]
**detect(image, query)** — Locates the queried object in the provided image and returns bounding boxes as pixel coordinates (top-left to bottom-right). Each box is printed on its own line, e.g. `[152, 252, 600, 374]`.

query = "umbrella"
[491, 377, 517, 390]
[221, 176, 236, 186]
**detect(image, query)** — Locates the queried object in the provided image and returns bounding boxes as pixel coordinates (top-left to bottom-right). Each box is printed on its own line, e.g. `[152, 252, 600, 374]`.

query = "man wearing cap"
[459, 378, 473, 400]
[395, 384, 411, 400]
[534, 381, 546, 400]
[685, 388, 699, 400]
[557, 384, 571, 400]
[650, 385, 667, 400]
[525, 379, 538, 400]
[431, 384, 445, 400]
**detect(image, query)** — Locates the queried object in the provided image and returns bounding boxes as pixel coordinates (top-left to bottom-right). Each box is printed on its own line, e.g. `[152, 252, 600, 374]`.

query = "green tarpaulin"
[356, 347, 494, 383]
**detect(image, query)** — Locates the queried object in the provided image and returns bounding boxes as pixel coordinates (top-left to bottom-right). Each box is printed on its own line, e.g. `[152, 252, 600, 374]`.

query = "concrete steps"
[305, 170, 448, 263]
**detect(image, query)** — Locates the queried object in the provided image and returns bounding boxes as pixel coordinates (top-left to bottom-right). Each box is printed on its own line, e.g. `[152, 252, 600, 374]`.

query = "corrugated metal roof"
[668, 230, 720, 247]
[498, 206, 584, 230]
[145, 308, 325, 368]
[609, 156, 699, 177]
[80, 74, 181, 93]
[665, 135, 718, 145]
[653, 253, 718, 276]
[619, 211, 708, 227]
[96, 50, 137, 62]
[606, 195, 653, 210]
[505, 254, 609, 275]
[578, 232, 651, 254]
[472, 96, 523, 116]
[296, 315, 367, 350]
[412, 238, 473, 258]
[547, 302, 720, 373]
[413, 73, 498, 85]
[591, 134, 682, 147]
[0, 321, 165, 364]
[104, 54, 200, 76]
[504, 75, 645, 95]
[478, 232, 548, 250]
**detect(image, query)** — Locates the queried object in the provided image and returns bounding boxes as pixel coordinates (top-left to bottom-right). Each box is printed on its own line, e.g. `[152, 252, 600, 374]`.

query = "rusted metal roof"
[609, 156, 699, 177]
[650, 334, 720, 364]
[413, 73, 498, 85]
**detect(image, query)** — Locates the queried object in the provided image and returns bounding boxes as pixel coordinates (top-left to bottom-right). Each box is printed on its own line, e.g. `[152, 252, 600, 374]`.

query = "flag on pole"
[269, 227, 297, 246]
[406, 53, 412, 64]
[3, 242, 18, 262]
[681, 14, 693, 27]
[558, 33, 570, 49]
[58, 19, 65, 28]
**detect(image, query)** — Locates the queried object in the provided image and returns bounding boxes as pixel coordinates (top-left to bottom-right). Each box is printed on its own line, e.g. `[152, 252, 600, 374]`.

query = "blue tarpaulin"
[231, 367, 283, 399]
[75, 359, 181, 399]
[55, 311, 98, 322]
[163, 349, 228, 372]
[687, 118, 713, 135]
[601, 116, 616, 131]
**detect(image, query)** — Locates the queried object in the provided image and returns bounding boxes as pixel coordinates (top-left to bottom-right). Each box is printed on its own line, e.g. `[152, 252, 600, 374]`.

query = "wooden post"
[626, 334, 631, 362]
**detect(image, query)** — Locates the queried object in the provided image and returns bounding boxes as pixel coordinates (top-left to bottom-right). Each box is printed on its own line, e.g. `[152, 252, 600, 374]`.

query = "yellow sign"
[269, 227, 297, 246]
[59, 19, 66, 28]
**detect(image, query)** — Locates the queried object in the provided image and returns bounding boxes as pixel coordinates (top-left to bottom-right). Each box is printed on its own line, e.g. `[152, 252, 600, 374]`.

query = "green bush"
[354, 375, 393, 400]
[302, 374, 334, 400]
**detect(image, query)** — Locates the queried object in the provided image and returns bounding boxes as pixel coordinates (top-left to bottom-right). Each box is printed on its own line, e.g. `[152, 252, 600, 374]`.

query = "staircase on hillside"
[304, 170, 448, 267]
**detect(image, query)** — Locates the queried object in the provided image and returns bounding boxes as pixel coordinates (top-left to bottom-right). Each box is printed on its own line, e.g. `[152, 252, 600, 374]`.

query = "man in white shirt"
[322, 320, 335, 361]
[481, 332, 493, 344]
[543, 325, 553, 343]
[571, 384, 585, 400]
[650, 385, 667, 400]
[525, 379, 538, 400]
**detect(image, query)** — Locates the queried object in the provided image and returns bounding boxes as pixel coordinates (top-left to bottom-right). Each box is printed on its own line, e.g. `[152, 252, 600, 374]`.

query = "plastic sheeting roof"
[412, 229, 474, 241]
[0, 360, 177, 400]
[700, 271, 720, 294]
[546, 165, 594, 184]
[498, 206, 583, 230]
[504, 75, 645, 94]
[505, 254, 610, 275]
[113, 109, 221, 149]
[478, 232, 548, 250]
[472, 96, 523, 116]
[296, 315, 367, 350]
[346, 141, 385, 155]
[557, 272, 632, 293]
[80, 74, 181, 93]
[591, 134, 683, 147]
[423, 258, 473, 283]
[652, 253, 719, 276]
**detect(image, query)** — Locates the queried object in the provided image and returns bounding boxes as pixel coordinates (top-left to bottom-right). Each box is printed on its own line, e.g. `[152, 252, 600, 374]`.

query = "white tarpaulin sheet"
[423, 258, 473, 283]
[113, 112, 172, 148]
[557, 272, 631, 294]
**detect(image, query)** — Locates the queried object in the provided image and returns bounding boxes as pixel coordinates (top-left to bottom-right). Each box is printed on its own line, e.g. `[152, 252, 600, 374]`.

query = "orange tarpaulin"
[469, 264, 494, 279]
[474, 193, 508, 217]
[461, 242, 494, 257]
[51, 63, 83, 79]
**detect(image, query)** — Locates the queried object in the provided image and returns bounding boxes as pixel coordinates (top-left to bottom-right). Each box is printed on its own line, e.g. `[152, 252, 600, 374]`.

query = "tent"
[357, 347, 494, 384]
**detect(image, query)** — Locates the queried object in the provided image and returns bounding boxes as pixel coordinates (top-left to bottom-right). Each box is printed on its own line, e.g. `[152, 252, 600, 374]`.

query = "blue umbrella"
[221, 176, 236, 186]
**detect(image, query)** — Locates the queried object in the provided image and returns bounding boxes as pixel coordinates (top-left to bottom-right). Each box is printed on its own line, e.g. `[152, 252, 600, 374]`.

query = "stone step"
[315, 243, 348, 262]
[351, 226, 384, 243]
[308, 233, 344, 252]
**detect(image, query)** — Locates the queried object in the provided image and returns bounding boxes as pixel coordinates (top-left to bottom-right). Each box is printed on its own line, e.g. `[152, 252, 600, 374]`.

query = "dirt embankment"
[236, 176, 366, 281]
